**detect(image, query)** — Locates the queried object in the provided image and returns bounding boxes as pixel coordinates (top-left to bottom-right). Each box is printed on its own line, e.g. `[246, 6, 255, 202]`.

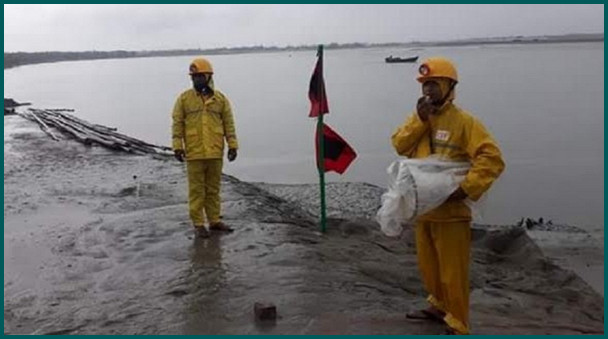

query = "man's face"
[191, 73, 212, 90]
[422, 80, 443, 105]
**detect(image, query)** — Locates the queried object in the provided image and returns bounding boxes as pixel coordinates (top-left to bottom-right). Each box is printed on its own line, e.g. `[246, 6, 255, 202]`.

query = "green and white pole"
[316, 44, 327, 233]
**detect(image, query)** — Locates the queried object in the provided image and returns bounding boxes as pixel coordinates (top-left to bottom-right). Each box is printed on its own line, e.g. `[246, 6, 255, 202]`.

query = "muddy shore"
[4, 115, 604, 334]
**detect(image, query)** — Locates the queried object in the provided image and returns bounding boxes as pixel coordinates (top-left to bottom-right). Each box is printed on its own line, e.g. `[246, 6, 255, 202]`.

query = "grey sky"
[4, 4, 604, 52]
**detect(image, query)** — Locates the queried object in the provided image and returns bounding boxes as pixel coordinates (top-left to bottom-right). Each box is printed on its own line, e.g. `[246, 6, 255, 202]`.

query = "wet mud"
[4, 116, 603, 334]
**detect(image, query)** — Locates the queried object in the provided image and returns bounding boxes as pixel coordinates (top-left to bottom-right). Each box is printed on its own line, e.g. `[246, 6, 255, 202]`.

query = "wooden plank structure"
[20, 108, 173, 156]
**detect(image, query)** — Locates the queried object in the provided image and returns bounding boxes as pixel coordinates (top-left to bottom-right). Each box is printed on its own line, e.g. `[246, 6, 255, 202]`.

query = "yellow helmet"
[417, 57, 458, 83]
[189, 58, 213, 75]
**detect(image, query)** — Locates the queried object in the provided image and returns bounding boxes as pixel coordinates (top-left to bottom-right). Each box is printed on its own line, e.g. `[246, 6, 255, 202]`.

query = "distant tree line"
[4, 33, 602, 70]
[4, 50, 138, 69]
[3, 43, 381, 69]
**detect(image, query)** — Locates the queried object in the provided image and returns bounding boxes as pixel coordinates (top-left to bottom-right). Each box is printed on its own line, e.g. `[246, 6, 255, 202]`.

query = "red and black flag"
[308, 49, 329, 118]
[316, 124, 357, 175]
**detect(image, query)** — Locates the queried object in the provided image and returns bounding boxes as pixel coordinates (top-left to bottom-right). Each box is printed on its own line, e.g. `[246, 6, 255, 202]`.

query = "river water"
[4, 42, 604, 229]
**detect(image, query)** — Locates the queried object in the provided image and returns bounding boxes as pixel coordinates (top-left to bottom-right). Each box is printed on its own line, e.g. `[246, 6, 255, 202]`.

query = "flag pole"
[316, 44, 327, 233]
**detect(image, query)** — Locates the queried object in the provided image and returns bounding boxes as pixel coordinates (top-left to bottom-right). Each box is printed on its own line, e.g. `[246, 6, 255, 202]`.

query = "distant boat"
[385, 55, 419, 63]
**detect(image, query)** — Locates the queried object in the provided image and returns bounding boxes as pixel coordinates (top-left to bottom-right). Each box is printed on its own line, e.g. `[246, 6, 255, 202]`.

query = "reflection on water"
[184, 235, 226, 334]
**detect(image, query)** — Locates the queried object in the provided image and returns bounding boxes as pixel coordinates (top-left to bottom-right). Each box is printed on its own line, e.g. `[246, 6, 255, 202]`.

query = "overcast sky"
[4, 4, 604, 52]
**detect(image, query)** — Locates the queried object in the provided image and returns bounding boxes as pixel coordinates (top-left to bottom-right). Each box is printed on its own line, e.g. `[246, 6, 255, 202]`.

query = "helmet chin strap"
[434, 81, 457, 108]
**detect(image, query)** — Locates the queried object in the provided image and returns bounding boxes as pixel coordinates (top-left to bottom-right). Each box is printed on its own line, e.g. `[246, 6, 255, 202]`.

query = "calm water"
[4, 43, 604, 229]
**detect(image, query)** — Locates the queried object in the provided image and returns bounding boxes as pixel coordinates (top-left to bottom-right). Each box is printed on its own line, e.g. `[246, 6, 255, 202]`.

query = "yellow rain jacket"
[172, 85, 238, 160]
[391, 102, 505, 222]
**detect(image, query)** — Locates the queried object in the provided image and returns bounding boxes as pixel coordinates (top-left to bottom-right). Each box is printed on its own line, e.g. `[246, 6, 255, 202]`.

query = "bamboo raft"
[19, 108, 173, 156]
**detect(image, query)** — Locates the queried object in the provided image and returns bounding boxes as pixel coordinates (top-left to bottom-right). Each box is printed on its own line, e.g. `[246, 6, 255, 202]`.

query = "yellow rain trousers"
[391, 87, 504, 334]
[172, 84, 238, 227]
[416, 221, 471, 334]
[186, 159, 223, 227]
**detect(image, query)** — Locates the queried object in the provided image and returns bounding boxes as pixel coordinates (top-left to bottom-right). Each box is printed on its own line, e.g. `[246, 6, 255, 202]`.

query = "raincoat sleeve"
[171, 95, 185, 151]
[460, 118, 505, 201]
[221, 98, 239, 150]
[391, 112, 428, 156]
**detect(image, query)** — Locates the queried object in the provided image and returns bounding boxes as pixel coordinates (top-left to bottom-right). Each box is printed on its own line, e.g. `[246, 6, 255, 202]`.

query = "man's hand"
[416, 96, 438, 122]
[174, 150, 186, 163]
[227, 148, 237, 162]
[447, 187, 467, 202]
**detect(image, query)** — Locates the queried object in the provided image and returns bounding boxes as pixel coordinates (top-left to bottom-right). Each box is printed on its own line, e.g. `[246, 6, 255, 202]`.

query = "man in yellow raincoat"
[392, 57, 505, 334]
[172, 57, 239, 238]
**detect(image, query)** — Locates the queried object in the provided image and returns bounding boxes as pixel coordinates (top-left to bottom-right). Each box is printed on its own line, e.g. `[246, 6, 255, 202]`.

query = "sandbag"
[376, 157, 471, 237]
